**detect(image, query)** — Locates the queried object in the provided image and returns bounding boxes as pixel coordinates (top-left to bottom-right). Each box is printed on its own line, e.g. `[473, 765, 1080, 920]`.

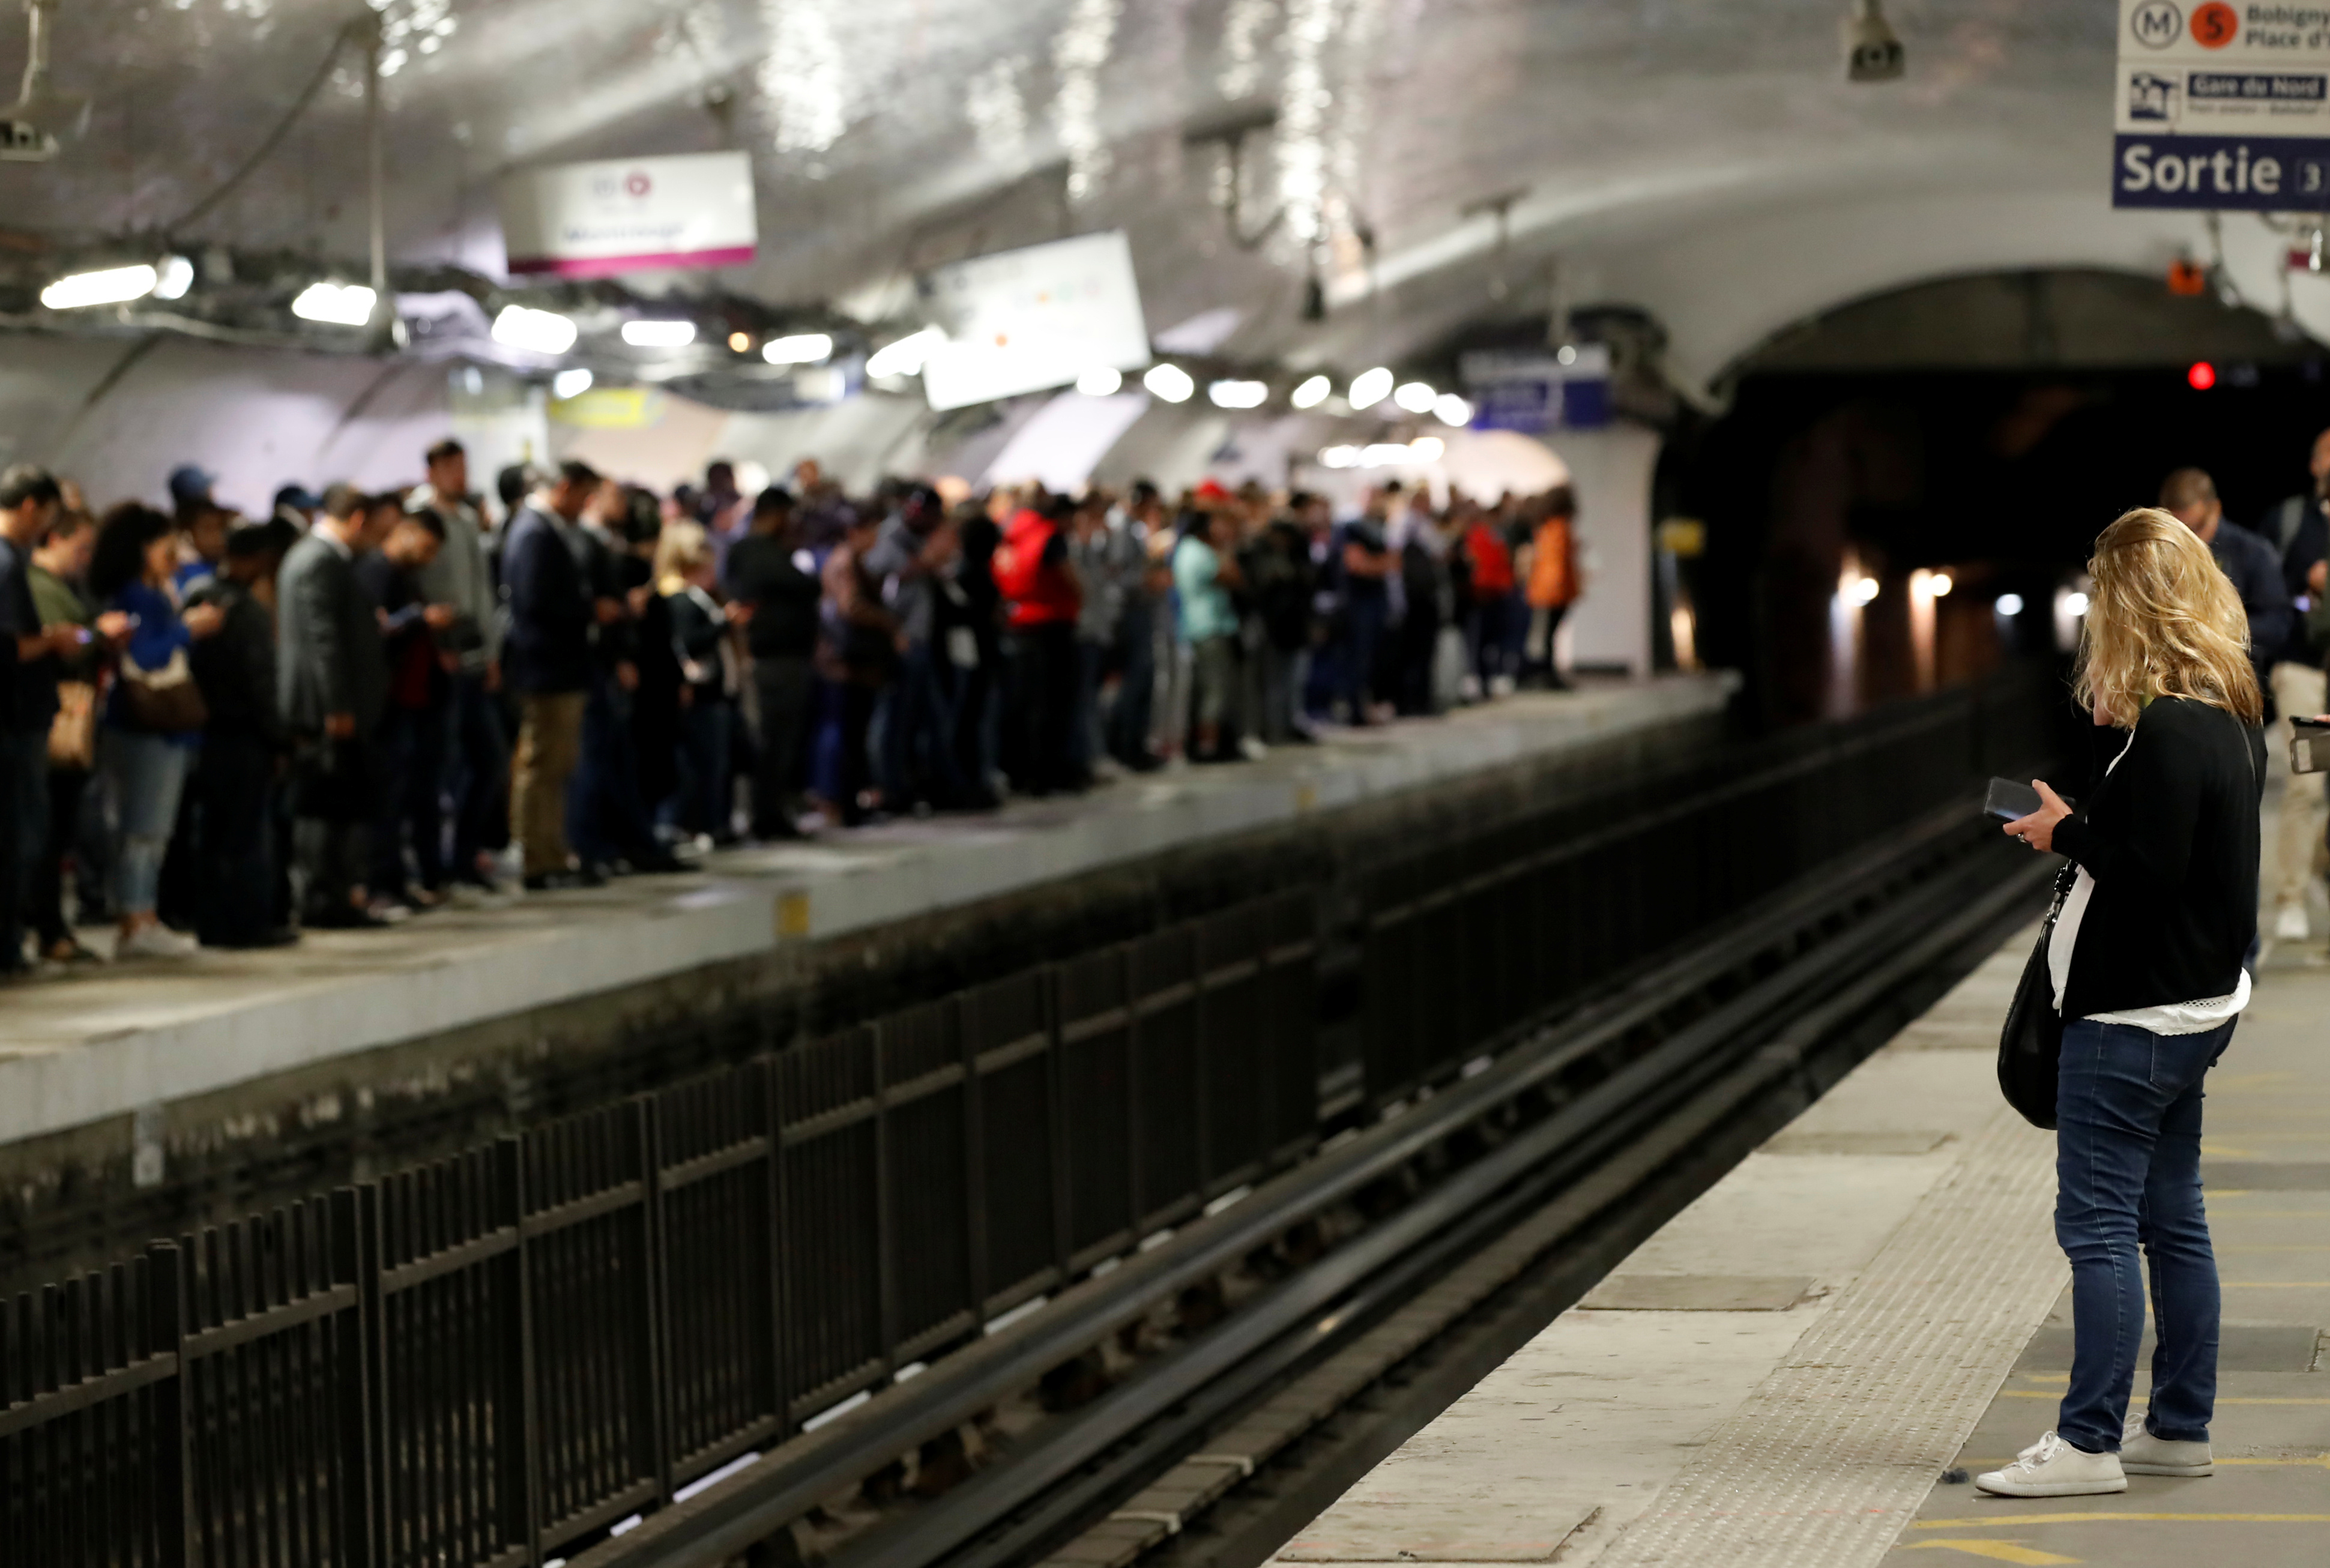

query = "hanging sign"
[1459, 346, 1612, 433]
[2114, 1, 2330, 209]
[916, 231, 1151, 412]
[500, 151, 758, 277]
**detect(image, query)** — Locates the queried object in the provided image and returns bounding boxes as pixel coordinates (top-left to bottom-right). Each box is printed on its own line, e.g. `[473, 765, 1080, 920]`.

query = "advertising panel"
[500, 151, 758, 277]
[917, 231, 1151, 412]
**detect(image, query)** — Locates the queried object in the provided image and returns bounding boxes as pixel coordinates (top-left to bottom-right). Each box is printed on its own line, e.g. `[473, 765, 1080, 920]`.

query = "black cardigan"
[2053, 696, 2265, 1018]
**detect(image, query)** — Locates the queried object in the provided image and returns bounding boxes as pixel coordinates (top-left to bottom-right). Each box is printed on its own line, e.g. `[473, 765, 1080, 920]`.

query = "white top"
[2047, 732, 2250, 1036]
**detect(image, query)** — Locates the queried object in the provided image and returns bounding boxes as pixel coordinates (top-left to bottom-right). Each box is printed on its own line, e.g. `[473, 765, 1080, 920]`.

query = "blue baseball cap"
[167, 463, 217, 510]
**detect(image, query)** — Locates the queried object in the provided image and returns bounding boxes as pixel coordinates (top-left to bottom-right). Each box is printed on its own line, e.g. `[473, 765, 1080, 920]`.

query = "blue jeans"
[102, 729, 192, 918]
[2054, 1015, 2235, 1453]
[446, 672, 509, 875]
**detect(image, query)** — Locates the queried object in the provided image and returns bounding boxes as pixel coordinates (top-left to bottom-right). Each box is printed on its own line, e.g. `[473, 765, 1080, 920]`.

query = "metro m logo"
[2131, 1, 2183, 49]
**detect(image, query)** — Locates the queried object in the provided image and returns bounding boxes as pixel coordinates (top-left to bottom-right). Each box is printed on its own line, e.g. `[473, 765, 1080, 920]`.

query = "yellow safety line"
[2222, 1280, 2330, 1286]
[1916, 1513, 2330, 1528]
[1995, 1391, 2330, 1404]
[1899, 1542, 2081, 1564]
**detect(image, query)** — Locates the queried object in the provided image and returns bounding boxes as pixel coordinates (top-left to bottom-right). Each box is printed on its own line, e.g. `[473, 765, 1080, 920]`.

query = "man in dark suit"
[278, 484, 396, 927]
[502, 460, 602, 888]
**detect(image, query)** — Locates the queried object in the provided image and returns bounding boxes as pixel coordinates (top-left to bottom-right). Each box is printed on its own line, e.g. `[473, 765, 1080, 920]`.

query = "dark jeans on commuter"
[2054, 1015, 2235, 1455]
[751, 654, 813, 837]
[1072, 637, 1106, 779]
[1105, 599, 1156, 767]
[881, 641, 970, 809]
[569, 672, 657, 867]
[1006, 621, 1079, 795]
[1344, 593, 1387, 720]
[447, 672, 509, 880]
[0, 728, 45, 972]
[373, 702, 448, 897]
[292, 735, 374, 923]
[671, 696, 733, 837]
[196, 731, 277, 945]
[29, 765, 88, 952]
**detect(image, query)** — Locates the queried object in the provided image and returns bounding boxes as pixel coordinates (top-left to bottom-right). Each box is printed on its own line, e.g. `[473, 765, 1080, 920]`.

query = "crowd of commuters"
[0, 446, 1586, 977]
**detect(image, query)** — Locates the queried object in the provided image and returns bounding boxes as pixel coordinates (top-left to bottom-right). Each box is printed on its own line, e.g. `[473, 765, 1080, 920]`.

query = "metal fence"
[0, 891, 1319, 1568]
[0, 668, 2061, 1568]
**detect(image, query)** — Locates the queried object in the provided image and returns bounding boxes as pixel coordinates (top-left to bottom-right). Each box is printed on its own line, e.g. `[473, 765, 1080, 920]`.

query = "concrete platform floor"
[1280, 873, 2330, 1566]
[0, 675, 1732, 1150]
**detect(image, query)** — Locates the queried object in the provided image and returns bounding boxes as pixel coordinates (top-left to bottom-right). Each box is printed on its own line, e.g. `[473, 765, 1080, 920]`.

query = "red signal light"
[2188, 361, 2218, 390]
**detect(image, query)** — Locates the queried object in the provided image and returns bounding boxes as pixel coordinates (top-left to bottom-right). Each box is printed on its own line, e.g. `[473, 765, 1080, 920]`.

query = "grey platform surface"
[1278, 935, 2330, 1567]
[0, 675, 1733, 1150]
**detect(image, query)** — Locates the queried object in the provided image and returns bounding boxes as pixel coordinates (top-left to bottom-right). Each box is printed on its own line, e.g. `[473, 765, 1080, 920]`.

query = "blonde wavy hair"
[2074, 507, 2262, 728]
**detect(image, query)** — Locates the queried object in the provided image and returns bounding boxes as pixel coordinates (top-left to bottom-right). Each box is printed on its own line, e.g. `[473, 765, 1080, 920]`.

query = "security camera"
[1843, 0, 1904, 83]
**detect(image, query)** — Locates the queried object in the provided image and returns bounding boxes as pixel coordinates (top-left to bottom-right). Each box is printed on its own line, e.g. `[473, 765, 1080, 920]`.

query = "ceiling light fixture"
[492, 304, 578, 355]
[1433, 393, 1473, 427]
[1209, 378, 1267, 409]
[1348, 367, 1393, 410]
[291, 281, 378, 327]
[1291, 374, 1332, 410]
[552, 368, 594, 399]
[1393, 381, 1437, 414]
[41, 262, 157, 310]
[1996, 593, 2024, 617]
[1144, 363, 1196, 403]
[151, 255, 195, 302]
[1076, 366, 1124, 396]
[623, 319, 697, 348]
[1929, 571, 1954, 597]
[762, 332, 833, 366]
[728, 330, 752, 353]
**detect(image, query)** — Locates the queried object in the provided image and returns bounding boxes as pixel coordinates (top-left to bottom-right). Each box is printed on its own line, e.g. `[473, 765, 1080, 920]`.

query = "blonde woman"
[1985, 508, 2267, 1497]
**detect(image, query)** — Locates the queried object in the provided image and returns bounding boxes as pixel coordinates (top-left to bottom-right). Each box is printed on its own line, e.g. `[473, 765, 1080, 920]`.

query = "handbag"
[47, 678, 97, 768]
[117, 646, 209, 734]
[1998, 863, 2079, 1130]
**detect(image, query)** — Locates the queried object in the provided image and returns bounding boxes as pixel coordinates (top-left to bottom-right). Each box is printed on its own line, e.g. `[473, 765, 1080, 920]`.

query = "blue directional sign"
[2113, 133, 2330, 209]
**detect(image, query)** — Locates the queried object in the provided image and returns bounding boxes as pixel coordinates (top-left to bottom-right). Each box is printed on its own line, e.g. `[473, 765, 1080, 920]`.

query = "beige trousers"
[512, 691, 587, 878]
[2269, 661, 2329, 912]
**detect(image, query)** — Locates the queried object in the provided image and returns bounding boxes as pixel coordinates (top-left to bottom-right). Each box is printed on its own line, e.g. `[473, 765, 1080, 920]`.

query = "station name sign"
[2114, 1, 2330, 209]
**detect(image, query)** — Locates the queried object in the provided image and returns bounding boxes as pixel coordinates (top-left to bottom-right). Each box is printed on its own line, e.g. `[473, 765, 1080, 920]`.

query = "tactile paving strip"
[1593, 1099, 2064, 1568]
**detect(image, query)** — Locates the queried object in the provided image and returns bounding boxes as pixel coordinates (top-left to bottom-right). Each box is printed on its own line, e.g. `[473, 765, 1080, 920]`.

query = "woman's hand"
[183, 602, 225, 638]
[2003, 780, 2072, 855]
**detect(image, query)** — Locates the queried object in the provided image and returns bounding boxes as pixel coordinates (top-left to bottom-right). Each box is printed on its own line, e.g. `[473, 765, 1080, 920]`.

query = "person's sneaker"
[1239, 735, 1270, 762]
[116, 924, 199, 960]
[2274, 902, 2310, 941]
[1976, 1432, 2126, 1497]
[2121, 1412, 2214, 1476]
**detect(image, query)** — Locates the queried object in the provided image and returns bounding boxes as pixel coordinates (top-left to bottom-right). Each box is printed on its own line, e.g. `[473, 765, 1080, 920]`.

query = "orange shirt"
[1527, 516, 1577, 609]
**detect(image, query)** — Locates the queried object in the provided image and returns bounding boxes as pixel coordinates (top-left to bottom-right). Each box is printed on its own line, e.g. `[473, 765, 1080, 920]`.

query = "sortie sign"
[2114, 1, 2330, 209]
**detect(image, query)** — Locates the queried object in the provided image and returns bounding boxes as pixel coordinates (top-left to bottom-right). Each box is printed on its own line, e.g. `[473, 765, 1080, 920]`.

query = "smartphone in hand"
[2294, 718, 2330, 777]
[1984, 777, 2044, 821]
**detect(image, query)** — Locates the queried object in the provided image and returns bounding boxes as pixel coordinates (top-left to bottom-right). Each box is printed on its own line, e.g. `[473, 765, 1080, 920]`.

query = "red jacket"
[1463, 522, 1515, 599]
[994, 509, 1080, 629]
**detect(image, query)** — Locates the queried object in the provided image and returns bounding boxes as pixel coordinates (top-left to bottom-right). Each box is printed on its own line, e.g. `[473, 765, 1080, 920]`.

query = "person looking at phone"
[1986, 507, 2266, 1498]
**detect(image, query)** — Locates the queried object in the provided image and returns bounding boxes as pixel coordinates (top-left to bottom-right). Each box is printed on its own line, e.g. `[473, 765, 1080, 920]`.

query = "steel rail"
[574, 799, 2032, 1568]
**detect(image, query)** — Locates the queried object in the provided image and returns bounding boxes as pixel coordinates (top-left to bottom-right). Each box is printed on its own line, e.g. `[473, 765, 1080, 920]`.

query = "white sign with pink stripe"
[498, 151, 758, 279]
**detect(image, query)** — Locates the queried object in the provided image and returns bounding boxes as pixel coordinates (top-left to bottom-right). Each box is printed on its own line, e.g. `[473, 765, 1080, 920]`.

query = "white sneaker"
[1975, 1431, 2126, 1497]
[1239, 736, 1269, 762]
[116, 924, 198, 960]
[2274, 902, 2310, 941]
[2121, 1411, 2213, 1476]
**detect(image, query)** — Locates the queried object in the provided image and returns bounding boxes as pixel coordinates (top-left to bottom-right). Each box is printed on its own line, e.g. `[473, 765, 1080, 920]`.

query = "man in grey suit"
[279, 484, 396, 927]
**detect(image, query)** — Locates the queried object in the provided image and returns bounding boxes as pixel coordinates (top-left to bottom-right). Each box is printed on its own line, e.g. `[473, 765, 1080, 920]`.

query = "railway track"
[583, 800, 2050, 1568]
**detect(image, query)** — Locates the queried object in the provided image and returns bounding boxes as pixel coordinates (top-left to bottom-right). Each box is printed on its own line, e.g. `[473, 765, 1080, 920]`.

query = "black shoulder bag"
[1998, 863, 2078, 1130]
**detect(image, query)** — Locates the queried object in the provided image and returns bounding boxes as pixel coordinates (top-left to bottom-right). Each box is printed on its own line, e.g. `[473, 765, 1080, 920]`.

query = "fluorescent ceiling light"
[1319, 445, 1359, 468]
[623, 319, 696, 348]
[292, 281, 378, 327]
[492, 304, 578, 355]
[1929, 571, 1954, 597]
[1209, 378, 1267, 409]
[152, 256, 195, 302]
[1432, 393, 1473, 427]
[1291, 374, 1332, 410]
[1393, 381, 1437, 414]
[1076, 366, 1123, 397]
[552, 368, 594, 399]
[42, 264, 158, 310]
[1995, 593, 2024, 616]
[1407, 436, 1446, 463]
[866, 327, 945, 379]
[762, 332, 833, 366]
[1348, 367, 1393, 410]
[1144, 364, 1195, 403]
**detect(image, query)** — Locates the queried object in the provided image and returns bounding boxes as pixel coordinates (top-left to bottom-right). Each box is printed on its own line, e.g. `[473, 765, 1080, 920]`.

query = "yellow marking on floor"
[2217, 1243, 2330, 1251]
[2223, 1280, 2330, 1287]
[2199, 1144, 2257, 1157]
[1918, 1513, 2330, 1528]
[1899, 1542, 2080, 1564]
[2211, 1072, 2301, 1088]
[2219, 1455, 2330, 1469]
